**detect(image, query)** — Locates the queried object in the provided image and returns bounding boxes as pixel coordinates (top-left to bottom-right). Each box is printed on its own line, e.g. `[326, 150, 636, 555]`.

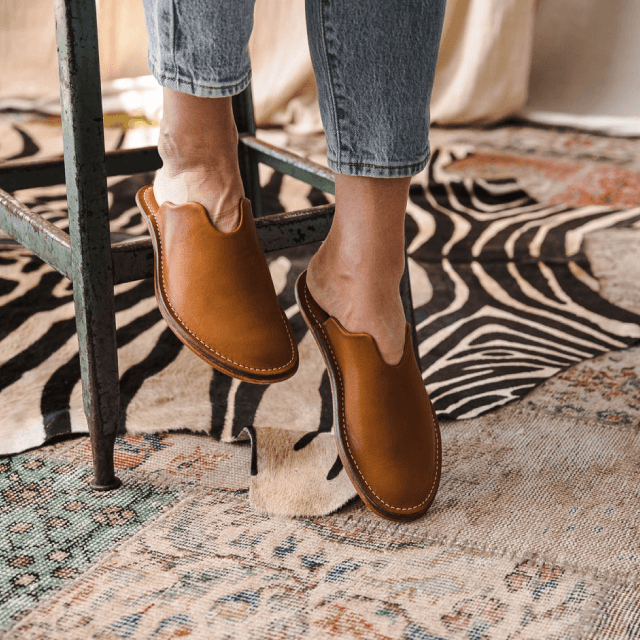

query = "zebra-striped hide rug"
[2, 146, 640, 517]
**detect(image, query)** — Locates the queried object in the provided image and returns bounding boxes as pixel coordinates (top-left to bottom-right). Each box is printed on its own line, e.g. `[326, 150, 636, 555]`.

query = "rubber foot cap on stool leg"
[90, 477, 122, 491]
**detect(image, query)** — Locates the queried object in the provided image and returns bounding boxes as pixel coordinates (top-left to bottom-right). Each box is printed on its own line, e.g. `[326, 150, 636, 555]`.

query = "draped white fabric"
[0, 0, 535, 128]
[0, 0, 636, 133]
[430, 0, 537, 125]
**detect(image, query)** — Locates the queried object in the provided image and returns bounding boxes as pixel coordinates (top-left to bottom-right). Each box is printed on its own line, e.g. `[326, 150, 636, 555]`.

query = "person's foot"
[305, 173, 411, 366]
[152, 91, 245, 233]
[306, 239, 407, 366]
[152, 165, 244, 234]
[153, 132, 245, 233]
[301, 176, 437, 522]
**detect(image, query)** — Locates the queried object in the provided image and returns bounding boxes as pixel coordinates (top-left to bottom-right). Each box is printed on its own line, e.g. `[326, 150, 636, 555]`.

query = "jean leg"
[305, 0, 446, 178]
[143, 0, 257, 98]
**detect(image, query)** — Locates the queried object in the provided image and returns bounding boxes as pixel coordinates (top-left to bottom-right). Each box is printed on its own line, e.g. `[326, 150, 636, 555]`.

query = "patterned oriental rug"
[1, 115, 640, 638]
[1, 134, 640, 517]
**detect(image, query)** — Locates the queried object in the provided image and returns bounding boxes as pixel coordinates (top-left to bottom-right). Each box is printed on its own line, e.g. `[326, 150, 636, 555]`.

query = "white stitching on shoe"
[304, 279, 440, 512]
[142, 187, 295, 373]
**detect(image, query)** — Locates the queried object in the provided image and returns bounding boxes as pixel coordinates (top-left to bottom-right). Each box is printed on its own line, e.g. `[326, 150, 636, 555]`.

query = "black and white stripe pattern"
[1, 127, 639, 456]
[409, 146, 640, 419]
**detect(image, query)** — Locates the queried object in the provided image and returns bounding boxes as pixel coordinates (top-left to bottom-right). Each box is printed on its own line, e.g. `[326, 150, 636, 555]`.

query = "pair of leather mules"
[136, 185, 441, 521]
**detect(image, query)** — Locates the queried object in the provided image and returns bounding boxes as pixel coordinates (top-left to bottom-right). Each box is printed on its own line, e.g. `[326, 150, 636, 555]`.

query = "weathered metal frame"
[0, 0, 419, 490]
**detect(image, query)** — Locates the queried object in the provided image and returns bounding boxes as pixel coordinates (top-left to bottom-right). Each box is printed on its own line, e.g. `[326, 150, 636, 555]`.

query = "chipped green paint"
[241, 134, 337, 195]
[0, 147, 162, 192]
[54, 0, 121, 489]
[233, 87, 264, 218]
[0, 188, 73, 278]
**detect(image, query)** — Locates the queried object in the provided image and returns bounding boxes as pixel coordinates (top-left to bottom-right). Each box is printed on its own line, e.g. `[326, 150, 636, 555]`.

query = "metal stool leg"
[232, 85, 263, 218]
[400, 249, 420, 366]
[54, 0, 121, 490]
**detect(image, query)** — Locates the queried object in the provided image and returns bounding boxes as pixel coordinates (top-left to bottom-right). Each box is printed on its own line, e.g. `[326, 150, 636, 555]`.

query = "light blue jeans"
[142, 0, 446, 178]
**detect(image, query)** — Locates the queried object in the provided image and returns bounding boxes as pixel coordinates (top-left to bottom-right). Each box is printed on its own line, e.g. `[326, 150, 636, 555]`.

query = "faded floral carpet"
[0, 113, 640, 638]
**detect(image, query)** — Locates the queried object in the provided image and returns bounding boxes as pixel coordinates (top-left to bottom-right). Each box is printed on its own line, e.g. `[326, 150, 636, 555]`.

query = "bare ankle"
[307, 238, 408, 365]
[310, 233, 404, 292]
[158, 124, 239, 176]
[152, 164, 244, 232]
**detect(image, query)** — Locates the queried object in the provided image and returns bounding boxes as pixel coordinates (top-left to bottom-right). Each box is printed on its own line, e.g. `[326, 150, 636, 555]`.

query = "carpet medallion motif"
[0, 454, 176, 629]
[1, 116, 640, 638]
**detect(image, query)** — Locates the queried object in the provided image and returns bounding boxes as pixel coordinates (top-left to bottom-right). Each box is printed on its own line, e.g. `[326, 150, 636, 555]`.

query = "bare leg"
[307, 175, 410, 366]
[153, 88, 245, 233]
[154, 88, 409, 364]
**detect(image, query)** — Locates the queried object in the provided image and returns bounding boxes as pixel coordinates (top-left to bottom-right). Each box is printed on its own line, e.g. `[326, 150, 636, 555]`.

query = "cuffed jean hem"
[148, 58, 252, 98]
[326, 148, 430, 178]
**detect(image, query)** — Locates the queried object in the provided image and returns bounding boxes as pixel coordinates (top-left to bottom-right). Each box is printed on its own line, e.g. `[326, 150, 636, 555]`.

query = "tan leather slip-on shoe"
[135, 184, 298, 384]
[295, 270, 441, 521]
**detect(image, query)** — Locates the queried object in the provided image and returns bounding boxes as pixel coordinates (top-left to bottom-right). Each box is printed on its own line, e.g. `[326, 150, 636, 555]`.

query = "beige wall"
[523, 0, 640, 133]
[0, 1, 148, 98]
